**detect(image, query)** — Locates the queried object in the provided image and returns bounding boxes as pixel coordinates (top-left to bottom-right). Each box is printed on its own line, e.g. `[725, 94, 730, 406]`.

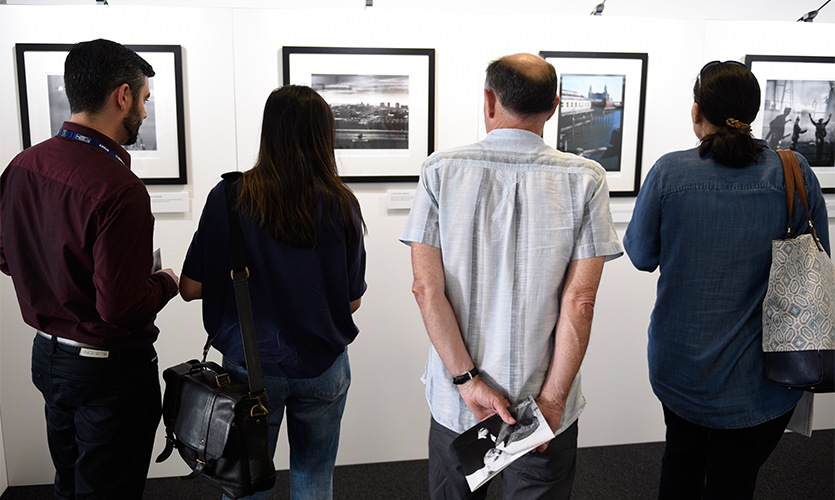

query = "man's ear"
[546, 94, 560, 121]
[484, 89, 497, 119]
[114, 83, 132, 112]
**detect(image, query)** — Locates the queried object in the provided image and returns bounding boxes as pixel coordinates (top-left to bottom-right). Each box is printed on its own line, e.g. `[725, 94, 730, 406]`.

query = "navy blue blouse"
[182, 178, 367, 378]
[624, 145, 829, 428]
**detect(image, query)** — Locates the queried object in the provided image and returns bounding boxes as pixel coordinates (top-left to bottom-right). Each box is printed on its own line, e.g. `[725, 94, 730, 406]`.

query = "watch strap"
[452, 367, 479, 385]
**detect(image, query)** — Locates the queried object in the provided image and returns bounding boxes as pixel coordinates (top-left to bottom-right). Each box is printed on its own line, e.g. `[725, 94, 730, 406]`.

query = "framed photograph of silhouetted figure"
[745, 54, 835, 192]
[15, 44, 187, 185]
[282, 46, 436, 182]
[539, 51, 647, 197]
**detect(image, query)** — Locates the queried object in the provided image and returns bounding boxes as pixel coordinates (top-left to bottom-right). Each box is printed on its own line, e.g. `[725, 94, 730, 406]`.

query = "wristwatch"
[452, 367, 479, 385]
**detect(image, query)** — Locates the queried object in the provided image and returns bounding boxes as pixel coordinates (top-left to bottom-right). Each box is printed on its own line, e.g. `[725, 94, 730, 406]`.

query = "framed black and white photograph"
[15, 44, 187, 185]
[282, 46, 435, 182]
[745, 55, 835, 191]
[539, 51, 648, 196]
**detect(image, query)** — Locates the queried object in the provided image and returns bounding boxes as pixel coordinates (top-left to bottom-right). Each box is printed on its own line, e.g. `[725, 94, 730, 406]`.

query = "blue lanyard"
[57, 129, 126, 166]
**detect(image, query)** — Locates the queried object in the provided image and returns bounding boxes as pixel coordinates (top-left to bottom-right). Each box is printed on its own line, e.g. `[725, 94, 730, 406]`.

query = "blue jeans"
[222, 350, 351, 500]
[30, 334, 161, 500]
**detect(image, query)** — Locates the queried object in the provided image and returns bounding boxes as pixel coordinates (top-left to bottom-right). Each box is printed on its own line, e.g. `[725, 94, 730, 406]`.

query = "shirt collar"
[486, 128, 546, 143]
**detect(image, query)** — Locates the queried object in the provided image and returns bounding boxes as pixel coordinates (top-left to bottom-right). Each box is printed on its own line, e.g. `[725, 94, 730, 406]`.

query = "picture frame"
[282, 46, 436, 183]
[539, 51, 648, 196]
[744, 54, 834, 192]
[15, 44, 188, 185]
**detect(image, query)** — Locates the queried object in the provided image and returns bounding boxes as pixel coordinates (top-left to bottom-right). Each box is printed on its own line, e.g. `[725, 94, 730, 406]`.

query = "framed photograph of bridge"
[539, 51, 647, 196]
[282, 46, 436, 182]
[745, 54, 834, 191]
[15, 44, 187, 185]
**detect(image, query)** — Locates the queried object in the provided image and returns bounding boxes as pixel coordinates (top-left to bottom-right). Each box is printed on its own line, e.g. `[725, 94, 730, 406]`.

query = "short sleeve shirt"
[400, 129, 623, 434]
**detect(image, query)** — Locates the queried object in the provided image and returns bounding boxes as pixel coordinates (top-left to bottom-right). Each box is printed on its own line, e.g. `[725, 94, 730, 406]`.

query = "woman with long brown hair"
[181, 85, 367, 500]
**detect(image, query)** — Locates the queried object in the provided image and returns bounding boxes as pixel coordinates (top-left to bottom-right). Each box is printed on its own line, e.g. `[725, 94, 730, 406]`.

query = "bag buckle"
[230, 267, 250, 280]
[250, 392, 269, 418]
[216, 373, 231, 387]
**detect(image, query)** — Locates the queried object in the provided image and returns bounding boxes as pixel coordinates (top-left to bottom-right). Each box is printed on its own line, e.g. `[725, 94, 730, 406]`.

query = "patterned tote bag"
[762, 150, 834, 393]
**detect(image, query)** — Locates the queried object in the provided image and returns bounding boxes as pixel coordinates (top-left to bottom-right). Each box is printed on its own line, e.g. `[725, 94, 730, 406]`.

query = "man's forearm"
[539, 295, 595, 408]
[410, 242, 515, 424]
[411, 242, 475, 377]
[539, 257, 605, 412]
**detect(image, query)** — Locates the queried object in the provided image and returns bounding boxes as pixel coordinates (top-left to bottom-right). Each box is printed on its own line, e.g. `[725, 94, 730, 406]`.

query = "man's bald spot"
[501, 53, 553, 83]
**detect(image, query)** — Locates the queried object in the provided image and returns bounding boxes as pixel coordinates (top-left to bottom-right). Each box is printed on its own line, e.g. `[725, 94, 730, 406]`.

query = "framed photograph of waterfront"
[14, 44, 188, 185]
[744, 55, 835, 191]
[282, 46, 436, 182]
[539, 51, 648, 196]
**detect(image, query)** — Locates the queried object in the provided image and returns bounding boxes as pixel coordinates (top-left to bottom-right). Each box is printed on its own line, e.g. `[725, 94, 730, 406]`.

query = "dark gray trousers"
[428, 417, 578, 500]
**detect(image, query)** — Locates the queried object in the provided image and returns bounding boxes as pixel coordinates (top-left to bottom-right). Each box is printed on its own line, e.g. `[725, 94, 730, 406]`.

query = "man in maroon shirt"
[0, 39, 179, 499]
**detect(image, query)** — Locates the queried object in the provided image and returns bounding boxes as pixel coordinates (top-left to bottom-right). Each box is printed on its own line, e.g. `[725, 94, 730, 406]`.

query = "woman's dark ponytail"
[694, 63, 765, 168]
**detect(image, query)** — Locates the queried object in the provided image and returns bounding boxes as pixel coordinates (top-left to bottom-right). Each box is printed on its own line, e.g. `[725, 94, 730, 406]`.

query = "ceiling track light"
[798, 0, 831, 21]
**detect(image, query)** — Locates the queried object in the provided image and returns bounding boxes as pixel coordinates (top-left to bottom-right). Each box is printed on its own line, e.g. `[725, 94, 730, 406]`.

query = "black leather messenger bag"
[156, 171, 276, 499]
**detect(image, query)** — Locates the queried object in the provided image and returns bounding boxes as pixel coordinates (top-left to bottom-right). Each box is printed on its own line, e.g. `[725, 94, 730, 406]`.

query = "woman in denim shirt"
[624, 62, 830, 499]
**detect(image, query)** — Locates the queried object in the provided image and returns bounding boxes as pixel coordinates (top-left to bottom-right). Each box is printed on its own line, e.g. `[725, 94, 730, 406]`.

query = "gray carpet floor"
[2, 429, 832, 499]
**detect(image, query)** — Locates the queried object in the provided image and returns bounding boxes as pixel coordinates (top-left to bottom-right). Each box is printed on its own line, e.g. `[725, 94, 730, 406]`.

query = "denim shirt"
[624, 144, 829, 428]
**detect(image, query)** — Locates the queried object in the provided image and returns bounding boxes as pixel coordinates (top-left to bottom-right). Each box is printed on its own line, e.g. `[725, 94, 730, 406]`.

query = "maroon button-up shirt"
[0, 122, 177, 349]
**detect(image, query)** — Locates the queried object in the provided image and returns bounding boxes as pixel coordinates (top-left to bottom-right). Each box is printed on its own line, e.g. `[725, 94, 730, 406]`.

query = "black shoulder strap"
[220, 171, 266, 395]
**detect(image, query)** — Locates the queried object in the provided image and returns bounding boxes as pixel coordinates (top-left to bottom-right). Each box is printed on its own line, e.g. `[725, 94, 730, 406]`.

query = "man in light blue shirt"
[400, 53, 622, 499]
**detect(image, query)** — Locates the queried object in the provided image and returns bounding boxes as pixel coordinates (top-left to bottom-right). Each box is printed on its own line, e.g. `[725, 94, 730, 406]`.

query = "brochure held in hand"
[452, 396, 555, 492]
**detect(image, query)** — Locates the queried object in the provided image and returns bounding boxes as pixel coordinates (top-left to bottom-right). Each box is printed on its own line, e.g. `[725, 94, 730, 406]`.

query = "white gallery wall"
[0, 410, 5, 493]
[1, 2, 834, 489]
